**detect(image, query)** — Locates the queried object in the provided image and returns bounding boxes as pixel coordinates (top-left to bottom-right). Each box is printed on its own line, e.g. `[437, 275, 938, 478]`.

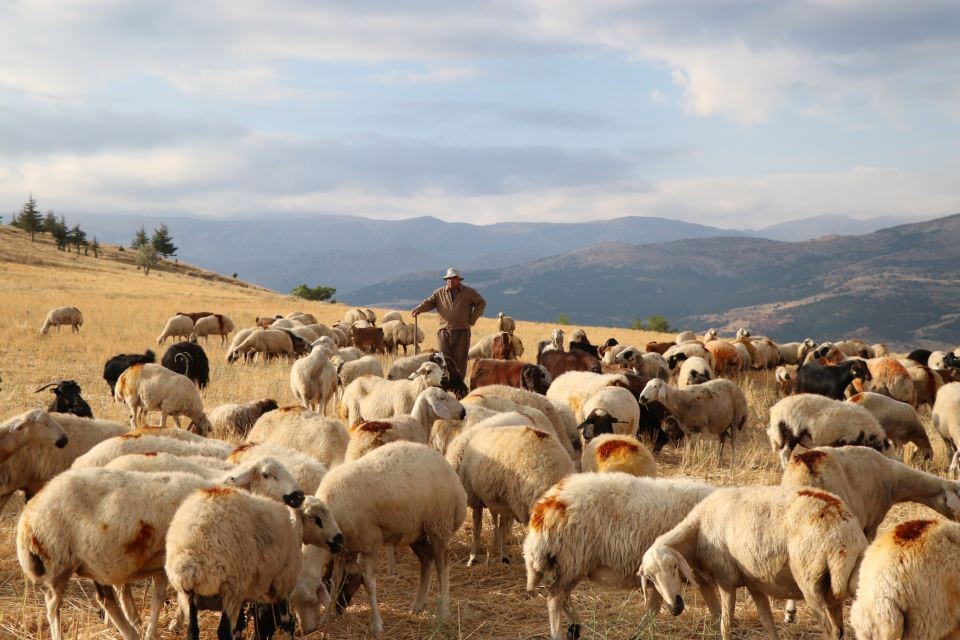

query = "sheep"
[490, 331, 515, 359]
[645, 340, 675, 355]
[900, 359, 942, 406]
[776, 341, 802, 365]
[932, 382, 960, 475]
[380, 310, 402, 323]
[448, 424, 574, 565]
[639, 378, 748, 463]
[102, 349, 156, 394]
[318, 442, 465, 635]
[161, 340, 210, 389]
[225, 327, 257, 362]
[227, 328, 294, 363]
[229, 442, 329, 495]
[39, 305, 83, 335]
[929, 350, 960, 371]
[189, 313, 234, 346]
[286, 324, 321, 344]
[675, 330, 697, 344]
[469, 332, 525, 359]
[255, 315, 281, 328]
[578, 386, 639, 439]
[115, 363, 211, 435]
[865, 356, 919, 406]
[247, 407, 349, 468]
[871, 343, 889, 357]
[350, 326, 385, 354]
[767, 393, 893, 468]
[581, 434, 656, 476]
[380, 319, 424, 355]
[677, 355, 714, 387]
[17, 458, 305, 640]
[775, 365, 797, 395]
[207, 398, 278, 437]
[345, 387, 464, 461]
[797, 338, 818, 364]
[834, 339, 873, 358]
[0, 410, 125, 513]
[796, 358, 872, 399]
[460, 395, 575, 461]
[34, 380, 93, 418]
[340, 361, 443, 426]
[468, 359, 551, 394]
[291, 345, 338, 413]
[176, 311, 213, 323]
[847, 391, 933, 459]
[568, 329, 600, 358]
[850, 519, 960, 640]
[732, 341, 752, 370]
[393, 351, 469, 398]
[704, 340, 742, 375]
[334, 354, 384, 390]
[749, 337, 780, 369]
[614, 346, 669, 380]
[288, 311, 318, 324]
[639, 485, 866, 640]
[276, 327, 312, 357]
[156, 314, 193, 344]
[343, 308, 369, 325]
[271, 317, 296, 329]
[546, 371, 629, 421]
[72, 433, 233, 468]
[538, 348, 601, 380]
[496, 311, 515, 334]
[165, 490, 341, 640]
[523, 474, 716, 640]
[663, 342, 713, 370]
[105, 452, 234, 479]
[735, 327, 751, 338]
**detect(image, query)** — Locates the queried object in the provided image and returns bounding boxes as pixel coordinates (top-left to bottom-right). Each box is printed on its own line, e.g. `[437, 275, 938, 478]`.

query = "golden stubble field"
[0, 226, 950, 640]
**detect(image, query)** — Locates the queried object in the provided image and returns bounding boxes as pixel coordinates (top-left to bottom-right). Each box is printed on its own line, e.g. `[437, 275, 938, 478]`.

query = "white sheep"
[105, 452, 234, 479]
[72, 433, 233, 468]
[115, 363, 212, 435]
[675, 330, 697, 344]
[156, 314, 193, 345]
[462, 387, 578, 460]
[225, 327, 257, 362]
[17, 458, 304, 640]
[0, 408, 68, 462]
[750, 337, 780, 368]
[227, 328, 294, 363]
[190, 314, 235, 345]
[850, 518, 960, 640]
[334, 354, 384, 389]
[291, 345, 338, 412]
[343, 308, 369, 325]
[247, 407, 349, 469]
[732, 341, 752, 370]
[546, 371, 629, 421]
[613, 346, 670, 380]
[932, 381, 960, 474]
[497, 312, 516, 334]
[380, 319, 424, 354]
[317, 442, 466, 635]
[229, 441, 329, 495]
[523, 474, 716, 640]
[207, 398, 279, 437]
[677, 355, 714, 387]
[387, 352, 442, 380]
[847, 391, 933, 459]
[336, 345, 365, 362]
[288, 311, 318, 324]
[287, 324, 321, 344]
[468, 332, 525, 359]
[448, 424, 574, 565]
[663, 342, 714, 370]
[340, 361, 443, 426]
[639, 378, 748, 463]
[579, 386, 639, 438]
[775, 365, 796, 395]
[581, 434, 656, 476]
[380, 310, 402, 323]
[768, 393, 893, 468]
[640, 485, 867, 640]
[166, 491, 342, 640]
[39, 306, 83, 335]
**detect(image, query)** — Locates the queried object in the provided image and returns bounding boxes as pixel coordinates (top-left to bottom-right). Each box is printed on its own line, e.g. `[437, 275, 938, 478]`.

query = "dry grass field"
[0, 225, 950, 640]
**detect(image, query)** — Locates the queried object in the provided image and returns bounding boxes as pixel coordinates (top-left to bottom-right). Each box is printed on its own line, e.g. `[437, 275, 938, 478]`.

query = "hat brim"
[443, 275, 462, 280]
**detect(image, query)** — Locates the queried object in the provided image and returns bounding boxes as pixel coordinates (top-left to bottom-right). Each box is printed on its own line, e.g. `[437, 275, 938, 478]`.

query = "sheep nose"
[329, 533, 344, 553]
[671, 595, 684, 616]
[55, 435, 69, 448]
[459, 408, 466, 419]
[284, 491, 305, 508]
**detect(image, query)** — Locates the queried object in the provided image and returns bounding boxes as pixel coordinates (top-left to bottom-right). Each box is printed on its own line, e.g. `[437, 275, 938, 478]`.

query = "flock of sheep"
[7, 304, 960, 640]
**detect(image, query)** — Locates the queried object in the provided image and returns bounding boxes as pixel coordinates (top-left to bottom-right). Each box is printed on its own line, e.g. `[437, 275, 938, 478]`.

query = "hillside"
[346, 213, 960, 349]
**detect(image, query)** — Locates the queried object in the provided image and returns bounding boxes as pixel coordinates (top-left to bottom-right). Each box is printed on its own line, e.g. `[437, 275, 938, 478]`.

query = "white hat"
[443, 267, 463, 280]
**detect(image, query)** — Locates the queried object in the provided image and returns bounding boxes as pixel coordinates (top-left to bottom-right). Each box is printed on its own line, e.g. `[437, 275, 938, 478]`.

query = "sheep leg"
[94, 582, 140, 640]
[173, 415, 182, 429]
[43, 572, 71, 640]
[698, 583, 722, 620]
[118, 583, 141, 627]
[433, 540, 452, 620]
[409, 537, 434, 612]
[950, 447, 960, 477]
[783, 599, 797, 623]
[360, 552, 384, 636]
[746, 588, 780, 640]
[546, 583, 578, 640]
[719, 586, 737, 640]
[495, 513, 512, 563]
[384, 545, 398, 575]
[467, 506, 483, 566]
[145, 573, 168, 640]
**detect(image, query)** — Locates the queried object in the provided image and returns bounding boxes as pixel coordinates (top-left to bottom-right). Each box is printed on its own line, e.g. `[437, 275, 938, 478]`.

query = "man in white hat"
[411, 267, 486, 378]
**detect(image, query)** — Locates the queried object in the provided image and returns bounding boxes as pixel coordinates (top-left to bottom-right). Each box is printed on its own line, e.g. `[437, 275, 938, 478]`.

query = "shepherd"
[411, 267, 486, 380]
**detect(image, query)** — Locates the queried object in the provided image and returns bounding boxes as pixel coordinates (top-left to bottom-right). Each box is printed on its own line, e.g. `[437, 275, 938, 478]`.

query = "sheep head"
[638, 545, 696, 616]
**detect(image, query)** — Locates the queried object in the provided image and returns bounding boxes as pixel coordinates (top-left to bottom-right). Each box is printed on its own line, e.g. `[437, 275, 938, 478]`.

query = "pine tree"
[151, 224, 177, 258]
[68, 225, 87, 254]
[41, 211, 58, 234]
[136, 243, 158, 276]
[52, 215, 69, 251]
[91, 237, 101, 258]
[17, 194, 43, 241]
[131, 225, 149, 249]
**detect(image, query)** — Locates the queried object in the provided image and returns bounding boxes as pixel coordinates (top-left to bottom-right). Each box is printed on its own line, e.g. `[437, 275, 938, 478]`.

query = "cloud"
[371, 66, 482, 85]
[503, 108, 618, 131]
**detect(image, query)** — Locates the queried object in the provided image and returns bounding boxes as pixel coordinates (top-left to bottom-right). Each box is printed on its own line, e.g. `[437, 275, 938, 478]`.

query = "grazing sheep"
[645, 340, 675, 355]
[640, 485, 866, 640]
[900, 359, 942, 406]
[102, 349, 156, 394]
[460, 395, 574, 461]
[468, 359, 551, 394]
[614, 346, 670, 380]
[546, 371, 629, 421]
[0, 409, 68, 463]
[735, 328, 751, 339]
[469, 332, 525, 359]
[677, 356, 714, 387]
[334, 355, 384, 390]
[704, 340, 742, 375]
[156, 314, 193, 345]
[579, 386, 639, 439]
[496, 312, 515, 334]
[862, 357, 918, 406]
[388, 351, 468, 399]
[340, 361, 443, 426]
[227, 328, 294, 363]
[176, 311, 213, 323]
[291, 345, 338, 412]
[490, 331, 515, 360]
[768, 393, 893, 468]
[639, 378, 748, 463]
[247, 407, 349, 469]
[538, 349, 601, 381]
[380, 319, 424, 355]
[34, 380, 93, 418]
[72, 433, 233, 468]
[581, 434, 656, 476]
[276, 327, 312, 357]
[105, 452, 234, 478]
[318, 442, 466, 635]
[190, 313, 234, 346]
[850, 519, 960, 640]
[350, 326, 386, 354]
[749, 337, 781, 369]
[524, 474, 716, 640]
[731, 341, 752, 370]
[225, 327, 257, 362]
[568, 330, 601, 358]
[115, 363, 211, 435]
[664, 343, 714, 371]
[675, 330, 697, 344]
[932, 382, 960, 475]
[288, 311, 318, 325]
[847, 391, 933, 459]
[161, 341, 210, 390]
[208, 398, 278, 437]
[39, 306, 83, 335]
[229, 442, 329, 495]
[775, 365, 797, 395]
[380, 310, 402, 323]
[448, 425, 574, 565]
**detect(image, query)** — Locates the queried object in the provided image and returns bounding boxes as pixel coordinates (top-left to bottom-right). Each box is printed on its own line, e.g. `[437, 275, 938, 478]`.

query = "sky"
[0, 1, 958, 229]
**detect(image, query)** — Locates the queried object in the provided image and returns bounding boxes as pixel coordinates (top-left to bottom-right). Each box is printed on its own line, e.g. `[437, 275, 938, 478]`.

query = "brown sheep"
[538, 349, 601, 381]
[491, 332, 514, 360]
[468, 360, 551, 394]
[645, 341, 675, 355]
[351, 326, 386, 354]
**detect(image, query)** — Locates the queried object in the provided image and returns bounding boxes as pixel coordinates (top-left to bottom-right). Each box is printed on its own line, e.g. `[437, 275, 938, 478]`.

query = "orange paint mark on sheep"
[893, 519, 935, 546]
[228, 443, 254, 461]
[357, 421, 392, 434]
[141, 451, 158, 457]
[529, 495, 568, 532]
[30, 534, 49, 560]
[201, 486, 235, 497]
[277, 406, 305, 414]
[525, 427, 549, 439]
[848, 393, 865, 404]
[792, 450, 828, 473]
[119, 433, 143, 440]
[596, 439, 639, 461]
[123, 521, 154, 559]
[797, 489, 846, 519]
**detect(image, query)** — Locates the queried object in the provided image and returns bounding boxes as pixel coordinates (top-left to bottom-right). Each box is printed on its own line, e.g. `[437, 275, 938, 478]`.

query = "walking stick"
[414, 314, 420, 355]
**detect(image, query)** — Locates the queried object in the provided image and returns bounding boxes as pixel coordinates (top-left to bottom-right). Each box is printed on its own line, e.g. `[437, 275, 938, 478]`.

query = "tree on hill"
[291, 284, 336, 301]
[13, 194, 43, 241]
[91, 237, 101, 258]
[52, 215, 69, 250]
[151, 224, 177, 258]
[68, 224, 87, 254]
[630, 315, 671, 332]
[131, 225, 149, 249]
[136, 243, 159, 276]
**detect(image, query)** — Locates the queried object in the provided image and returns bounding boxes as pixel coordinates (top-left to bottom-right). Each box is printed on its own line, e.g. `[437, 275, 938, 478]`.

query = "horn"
[34, 382, 58, 393]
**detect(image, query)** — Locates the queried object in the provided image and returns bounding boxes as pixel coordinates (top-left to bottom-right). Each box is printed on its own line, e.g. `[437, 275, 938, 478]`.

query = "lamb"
[102, 349, 156, 393]
[161, 340, 210, 389]
[546, 371, 629, 421]
[496, 311, 515, 334]
[448, 424, 574, 565]
[677, 355, 714, 387]
[334, 354, 384, 389]
[380, 310, 402, 323]
[115, 363, 212, 435]
[767, 393, 893, 468]
[226, 328, 294, 363]
[156, 314, 193, 344]
[640, 485, 867, 640]
[72, 433, 233, 469]
[847, 391, 933, 459]
[291, 345, 338, 412]
[850, 519, 960, 640]
[247, 407, 350, 469]
[613, 346, 670, 380]
[523, 474, 716, 640]
[166, 491, 342, 640]
[17, 458, 305, 640]
[207, 398, 278, 437]
[105, 452, 234, 479]
[39, 305, 83, 335]
[189, 313, 234, 345]
[469, 332, 525, 359]
[34, 380, 93, 418]
[468, 359, 551, 394]
[340, 361, 444, 426]
[0, 410, 126, 513]
[581, 434, 656, 476]
[579, 386, 639, 438]
[932, 382, 960, 475]
[229, 441, 329, 495]
[318, 442, 466, 635]
[639, 378, 748, 463]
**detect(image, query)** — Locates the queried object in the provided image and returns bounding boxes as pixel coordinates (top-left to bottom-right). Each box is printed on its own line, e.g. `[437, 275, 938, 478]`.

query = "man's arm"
[468, 290, 487, 325]
[412, 290, 439, 317]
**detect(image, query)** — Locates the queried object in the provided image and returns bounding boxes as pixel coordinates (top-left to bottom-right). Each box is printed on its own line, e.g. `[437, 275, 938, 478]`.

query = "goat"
[796, 359, 871, 400]
[34, 380, 93, 418]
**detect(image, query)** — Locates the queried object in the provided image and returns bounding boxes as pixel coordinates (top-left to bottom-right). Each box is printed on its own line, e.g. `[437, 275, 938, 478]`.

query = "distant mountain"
[753, 214, 912, 242]
[345, 214, 960, 349]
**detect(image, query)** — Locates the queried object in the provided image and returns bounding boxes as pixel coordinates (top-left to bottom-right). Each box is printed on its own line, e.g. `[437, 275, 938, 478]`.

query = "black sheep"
[35, 380, 93, 418]
[796, 359, 871, 400]
[102, 349, 156, 393]
[907, 349, 932, 366]
[162, 342, 210, 389]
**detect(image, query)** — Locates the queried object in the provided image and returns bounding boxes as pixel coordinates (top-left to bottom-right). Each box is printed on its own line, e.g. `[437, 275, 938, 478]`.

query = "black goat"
[35, 380, 93, 418]
[161, 342, 210, 389]
[796, 359, 871, 400]
[102, 349, 156, 393]
[430, 351, 468, 399]
[907, 349, 932, 366]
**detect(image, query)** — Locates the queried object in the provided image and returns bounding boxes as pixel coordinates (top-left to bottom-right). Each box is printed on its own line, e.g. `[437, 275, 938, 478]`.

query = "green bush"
[557, 313, 570, 325]
[291, 284, 336, 302]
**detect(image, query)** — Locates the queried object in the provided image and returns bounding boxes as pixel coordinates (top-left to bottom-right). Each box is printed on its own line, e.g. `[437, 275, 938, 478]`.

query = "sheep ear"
[224, 462, 257, 488]
[407, 371, 418, 380]
[674, 550, 697, 586]
[639, 575, 650, 603]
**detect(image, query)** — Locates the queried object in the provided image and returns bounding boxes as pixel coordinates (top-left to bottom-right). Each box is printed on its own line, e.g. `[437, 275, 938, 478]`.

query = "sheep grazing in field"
[318, 442, 466, 635]
[227, 328, 294, 363]
[334, 355, 384, 389]
[102, 349, 156, 393]
[72, 433, 233, 468]
[568, 329, 601, 358]
[468, 359, 551, 394]
[899, 359, 942, 406]
[796, 358, 871, 399]
[380, 310, 402, 323]
[350, 326, 386, 354]
[39, 306, 83, 335]
[775, 365, 797, 395]
[189, 313, 234, 346]
[176, 311, 213, 323]
[546, 371, 629, 421]
[847, 391, 933, 459]
[496, 311, 515, 334]
[470, 332, 525, 359]
[229, 442, 329, 495]
[676, 355, 714, 387]
[247, 407, 349, 469]
[380, 319, 423, 355]
[114, 363, 212, 435]
[156, 314, 193, 345]
[614, 346, 670, 380]
[340, 361, 444, 426]
[291, 345, 338, 412]
[0, 408, 68, 463]
[161, 341, 210, 389]
[851, 519, 960, 640]
[578, 386, 639, 439]
[34, 380, 93, 418]
[538, 348, 601, 380]
[645, 340, 675, 355]
[705, 340, 742, 375]
[640, 485, 867, 640]
[524, 474, 715, 640]
[932, 382, 960, 475]
[207, 398, 278, 437]
[675, 330, 697, 344]
[581, 434, 656, 476]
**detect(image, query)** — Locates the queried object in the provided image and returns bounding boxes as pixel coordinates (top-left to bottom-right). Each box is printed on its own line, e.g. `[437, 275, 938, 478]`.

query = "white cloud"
[371, 67, 483, 85]
[650, 89, 667, 104]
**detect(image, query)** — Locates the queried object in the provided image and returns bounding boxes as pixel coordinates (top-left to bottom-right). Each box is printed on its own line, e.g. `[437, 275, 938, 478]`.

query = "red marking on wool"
[596, 439, 639, 461]
[529, 495, 568, 532]
[893, 519, 935, 546]
[792, 450, 828, 473]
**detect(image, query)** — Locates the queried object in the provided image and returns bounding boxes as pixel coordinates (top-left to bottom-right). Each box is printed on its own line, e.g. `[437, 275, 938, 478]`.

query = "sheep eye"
[262, 472, 269, 478]
[314, 516, 324, 528]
